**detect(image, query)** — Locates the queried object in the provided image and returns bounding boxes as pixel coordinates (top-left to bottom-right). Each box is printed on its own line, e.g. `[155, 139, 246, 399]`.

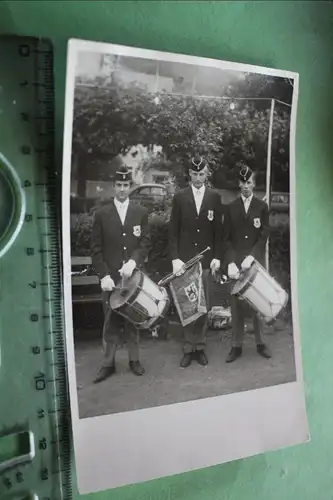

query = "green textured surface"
[1, 1, 333, 499]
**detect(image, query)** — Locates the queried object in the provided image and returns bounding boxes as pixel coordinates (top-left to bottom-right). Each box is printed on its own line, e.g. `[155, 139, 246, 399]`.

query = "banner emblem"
[184, 282, 198, 303]
[169, 261, 207, 327]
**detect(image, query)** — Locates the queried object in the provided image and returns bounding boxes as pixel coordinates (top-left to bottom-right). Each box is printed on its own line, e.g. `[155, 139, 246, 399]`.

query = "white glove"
[210, 258, 220, 274]
[241, 255, 254, 270]
[172, 259, 185, 276]
[228, 262, 240, 280]
[101, 275, 115, 292]
[119, 259, 136, 279]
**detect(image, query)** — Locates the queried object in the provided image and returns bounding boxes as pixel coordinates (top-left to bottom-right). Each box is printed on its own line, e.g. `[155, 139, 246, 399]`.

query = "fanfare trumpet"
[157, 246, 211, 287]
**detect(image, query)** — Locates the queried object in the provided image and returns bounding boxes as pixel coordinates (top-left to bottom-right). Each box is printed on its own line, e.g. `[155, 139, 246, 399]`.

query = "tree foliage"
[224, 72, 294, 104]
[73, 76, 291, 194]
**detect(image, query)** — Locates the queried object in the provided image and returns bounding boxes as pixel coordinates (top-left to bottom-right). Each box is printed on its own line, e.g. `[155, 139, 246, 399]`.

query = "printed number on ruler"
[0, 36, 71, 500]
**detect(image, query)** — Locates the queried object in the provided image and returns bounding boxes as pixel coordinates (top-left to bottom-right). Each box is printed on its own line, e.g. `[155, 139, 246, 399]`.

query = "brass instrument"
[157, 246, 211, 287]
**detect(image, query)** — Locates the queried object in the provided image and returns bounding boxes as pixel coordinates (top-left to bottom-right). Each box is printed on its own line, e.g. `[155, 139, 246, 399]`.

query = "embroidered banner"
[169, 261, 207, 326]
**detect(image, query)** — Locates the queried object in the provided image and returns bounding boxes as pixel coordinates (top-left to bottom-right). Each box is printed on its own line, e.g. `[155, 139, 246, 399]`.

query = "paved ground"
[74, 320, 296, 419]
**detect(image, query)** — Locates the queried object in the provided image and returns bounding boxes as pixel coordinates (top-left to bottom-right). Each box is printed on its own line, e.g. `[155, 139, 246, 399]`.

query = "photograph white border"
[61, 38, 308, 494]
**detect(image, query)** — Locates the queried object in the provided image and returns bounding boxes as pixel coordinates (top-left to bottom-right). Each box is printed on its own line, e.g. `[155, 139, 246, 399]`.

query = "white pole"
[156, 60, 160, 93]
[191, 69, 197, 95]
[265, 98, 275, 271]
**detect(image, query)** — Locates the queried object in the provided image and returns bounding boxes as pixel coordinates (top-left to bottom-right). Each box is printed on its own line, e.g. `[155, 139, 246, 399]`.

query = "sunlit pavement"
[74, 322, 296, 419]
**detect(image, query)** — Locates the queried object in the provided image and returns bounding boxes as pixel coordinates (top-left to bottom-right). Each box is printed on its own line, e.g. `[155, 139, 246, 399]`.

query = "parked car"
[129, 183, 168, 212]
[269, 192, 289, 212]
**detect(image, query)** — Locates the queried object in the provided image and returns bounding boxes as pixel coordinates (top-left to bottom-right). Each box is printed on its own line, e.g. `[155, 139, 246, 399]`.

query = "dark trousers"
[182, 269, 212, 354]
[100, 291, 139, 367]
[230, 295, 264, 348]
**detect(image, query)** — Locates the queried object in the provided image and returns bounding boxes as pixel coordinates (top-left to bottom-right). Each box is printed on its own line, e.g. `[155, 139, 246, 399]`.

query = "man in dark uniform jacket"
[169, 156, 223, 368]
[90, 166, 151, 383]
[223, 166, 271, 363]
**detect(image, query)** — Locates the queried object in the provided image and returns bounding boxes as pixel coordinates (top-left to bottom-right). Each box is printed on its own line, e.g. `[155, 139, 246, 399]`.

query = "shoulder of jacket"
[140, 205, 149, 217]
[209, 188, 222, 199]
[229, 198, 239, 208]
[175, 187, 188, 197]
[255, 196, 268, 209]
[93, 203, 112, 217]
[129, 200, 148, 215]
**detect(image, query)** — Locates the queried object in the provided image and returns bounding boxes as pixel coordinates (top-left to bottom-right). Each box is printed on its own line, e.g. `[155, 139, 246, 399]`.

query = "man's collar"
[191, 184, 205, 194]
[114, 197, 129, 207]
[241, 193, 253, 204]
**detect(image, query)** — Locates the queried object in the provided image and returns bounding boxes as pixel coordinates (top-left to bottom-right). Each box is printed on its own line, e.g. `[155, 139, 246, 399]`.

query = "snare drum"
[108, 269, 170, 331]
[231, 260, 289, 324]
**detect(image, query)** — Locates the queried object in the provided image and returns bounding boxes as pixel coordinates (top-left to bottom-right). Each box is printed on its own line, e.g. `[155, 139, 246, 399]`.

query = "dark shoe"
[226, 347, 242, 363]
[180, 353, 193, 368]
[195, 350, 208, 366]
[129, 360, 145, 376]
[93, 365, 115, 384]
[257, 344, 271, 359]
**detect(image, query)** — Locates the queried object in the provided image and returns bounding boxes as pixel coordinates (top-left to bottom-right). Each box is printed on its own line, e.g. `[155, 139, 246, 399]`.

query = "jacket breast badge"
[253, 217, 261, 228]
[207, 210, 214, 221]
[133, 225, 141, 237]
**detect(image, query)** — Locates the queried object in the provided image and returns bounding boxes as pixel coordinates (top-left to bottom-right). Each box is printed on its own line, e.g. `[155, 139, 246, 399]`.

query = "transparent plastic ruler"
[0, 35, 72, 500]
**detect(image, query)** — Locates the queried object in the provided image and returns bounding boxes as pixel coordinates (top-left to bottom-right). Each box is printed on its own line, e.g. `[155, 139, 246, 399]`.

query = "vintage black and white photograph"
[62, 39, 308, 493]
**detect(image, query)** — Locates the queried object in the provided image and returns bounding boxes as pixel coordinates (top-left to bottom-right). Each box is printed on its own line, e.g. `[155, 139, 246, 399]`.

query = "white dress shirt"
[191, 184, 205, 215]
[114, 197, 129, 225]
[241, 193, 253, 214]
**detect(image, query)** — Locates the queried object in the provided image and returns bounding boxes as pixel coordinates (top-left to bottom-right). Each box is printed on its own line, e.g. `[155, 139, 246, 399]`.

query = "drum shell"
[232, 262, 288, 323]
[110, 270, 170, 330]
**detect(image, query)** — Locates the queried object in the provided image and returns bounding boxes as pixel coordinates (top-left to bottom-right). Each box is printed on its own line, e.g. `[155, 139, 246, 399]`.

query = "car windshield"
[136, 187, 150, 195]
[151, 187, 164, 195]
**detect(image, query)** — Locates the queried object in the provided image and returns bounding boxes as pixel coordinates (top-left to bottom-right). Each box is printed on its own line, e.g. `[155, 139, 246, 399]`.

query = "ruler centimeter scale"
[0, 36, 72, 500]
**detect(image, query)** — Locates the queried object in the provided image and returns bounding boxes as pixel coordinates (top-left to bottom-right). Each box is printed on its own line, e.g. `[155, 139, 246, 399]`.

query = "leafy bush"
[70, 213, 94, 257]
[146, 208, 172, 281]
[269, 225, 290, 286]
[70, 195, 97, 214]
[268, 224, 291, 317]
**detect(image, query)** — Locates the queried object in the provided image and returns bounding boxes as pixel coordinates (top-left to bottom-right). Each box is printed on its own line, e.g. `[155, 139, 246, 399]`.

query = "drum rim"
[262, 288, 290, 325]
[231, 262, 258, 297]
[109, 268, 144, 310]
